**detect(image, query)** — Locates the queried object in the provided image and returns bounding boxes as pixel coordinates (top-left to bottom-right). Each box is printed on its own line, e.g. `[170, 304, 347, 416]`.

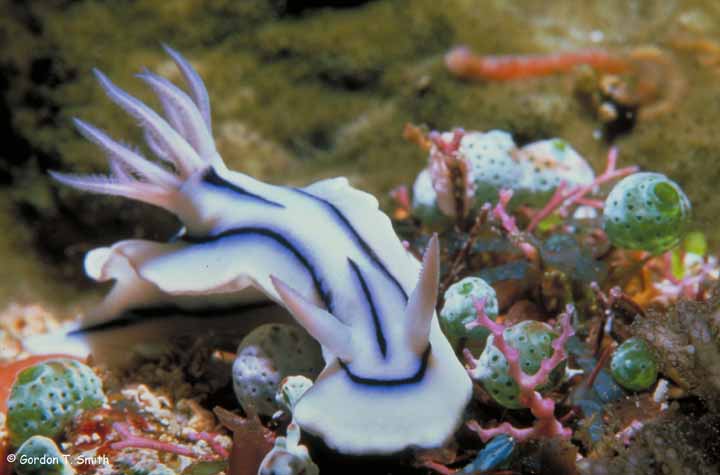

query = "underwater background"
[1, 0, 720, 315]
[4, 3, 720, 475]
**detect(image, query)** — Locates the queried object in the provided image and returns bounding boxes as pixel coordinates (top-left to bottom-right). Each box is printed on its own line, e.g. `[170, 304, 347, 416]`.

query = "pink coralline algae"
[465, 299, 575, 442]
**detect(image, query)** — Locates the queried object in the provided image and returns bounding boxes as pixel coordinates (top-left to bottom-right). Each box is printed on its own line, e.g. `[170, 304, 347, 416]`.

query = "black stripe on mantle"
[348, 257, 387, 359]
[338, 344, 432, 387]
[183, 226, 334, 312]
[203, 167, 285, 208]
[293, 188, 409, 301]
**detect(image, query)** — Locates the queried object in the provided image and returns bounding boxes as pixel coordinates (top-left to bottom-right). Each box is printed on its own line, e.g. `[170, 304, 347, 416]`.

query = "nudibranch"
[47, 47, 472, 455]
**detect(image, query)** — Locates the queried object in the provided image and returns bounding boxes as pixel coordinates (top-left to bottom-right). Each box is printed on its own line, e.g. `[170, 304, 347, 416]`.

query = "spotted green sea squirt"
[7, 359, 106, 447]
[13, 436, 74, 475]
[459, 130, 520, 206]
[232, 324, 323, 416]
[469, 321, 565, 409]
[610, 338, 658, 391]
[515, 138, 595, 207]
[440, 276, 499, 345]
[603, 172, 691, 254]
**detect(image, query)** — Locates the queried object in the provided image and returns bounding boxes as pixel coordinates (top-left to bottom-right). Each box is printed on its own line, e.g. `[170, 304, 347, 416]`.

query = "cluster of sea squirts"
[412, 129, 691, 255]
[5, 335, 323, 475]
[410, 128, 692, 411]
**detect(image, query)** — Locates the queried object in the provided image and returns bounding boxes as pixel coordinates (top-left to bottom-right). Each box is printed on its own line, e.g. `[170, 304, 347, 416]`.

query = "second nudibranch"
[50, 46, 472, 455]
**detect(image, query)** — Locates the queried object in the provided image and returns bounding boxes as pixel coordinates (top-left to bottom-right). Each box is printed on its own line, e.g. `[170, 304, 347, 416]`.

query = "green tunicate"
[14, 436, 74, 475]
[440, 277, 499, 344]
[514, 139, 595, 207]
[458, 130, 521, 206]
[471, 321, 566, 409]
[603, 172, 691, 254]
[7, 359, 106, 447]
[232, 324, 323, 416]
[610, 338, 658, 391]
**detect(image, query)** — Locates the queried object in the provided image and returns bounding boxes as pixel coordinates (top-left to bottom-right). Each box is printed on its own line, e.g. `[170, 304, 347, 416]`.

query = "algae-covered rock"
[633, 284, 720, 407]
[578, 412, 720, 475]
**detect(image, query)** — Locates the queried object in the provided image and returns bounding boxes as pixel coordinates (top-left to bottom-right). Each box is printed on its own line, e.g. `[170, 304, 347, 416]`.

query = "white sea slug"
[40, 46, 472, 455]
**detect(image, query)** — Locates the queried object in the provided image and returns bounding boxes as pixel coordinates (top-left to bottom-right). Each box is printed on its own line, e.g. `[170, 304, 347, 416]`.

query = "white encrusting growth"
[44, 47, 473, 456]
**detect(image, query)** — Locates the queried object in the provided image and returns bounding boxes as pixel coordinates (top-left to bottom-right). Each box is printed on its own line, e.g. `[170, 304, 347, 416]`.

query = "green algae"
[2, 0, 720, 311]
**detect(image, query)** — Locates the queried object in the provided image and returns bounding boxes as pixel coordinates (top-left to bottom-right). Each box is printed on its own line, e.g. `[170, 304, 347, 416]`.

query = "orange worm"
[446, 46, 629, 81]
